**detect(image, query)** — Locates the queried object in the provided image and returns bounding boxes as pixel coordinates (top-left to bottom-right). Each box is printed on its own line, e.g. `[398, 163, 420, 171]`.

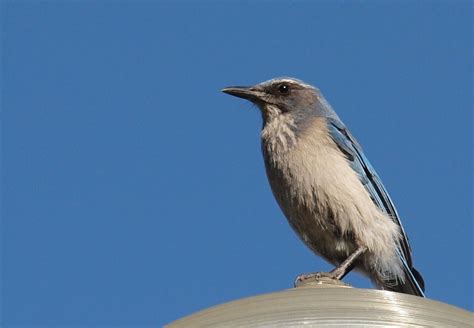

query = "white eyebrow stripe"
[263, 77, 316, 90]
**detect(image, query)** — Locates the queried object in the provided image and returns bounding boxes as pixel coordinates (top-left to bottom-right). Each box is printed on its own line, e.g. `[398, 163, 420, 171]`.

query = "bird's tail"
[381, 251, 425, 297]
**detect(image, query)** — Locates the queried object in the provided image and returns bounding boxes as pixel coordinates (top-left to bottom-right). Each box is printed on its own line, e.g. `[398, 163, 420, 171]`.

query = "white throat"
[261, 105, 297, 156]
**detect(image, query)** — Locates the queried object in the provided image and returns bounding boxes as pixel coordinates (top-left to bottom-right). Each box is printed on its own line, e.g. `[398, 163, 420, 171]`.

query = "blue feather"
[327, 118, 425, 296]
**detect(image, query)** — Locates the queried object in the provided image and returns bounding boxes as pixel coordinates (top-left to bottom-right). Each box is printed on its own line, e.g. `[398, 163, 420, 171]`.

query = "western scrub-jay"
[222, 77, 425, 296]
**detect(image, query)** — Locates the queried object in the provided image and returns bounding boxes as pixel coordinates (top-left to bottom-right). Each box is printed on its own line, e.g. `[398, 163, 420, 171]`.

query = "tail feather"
[382, 251, 425, 297]
[411, 267, 425, 292]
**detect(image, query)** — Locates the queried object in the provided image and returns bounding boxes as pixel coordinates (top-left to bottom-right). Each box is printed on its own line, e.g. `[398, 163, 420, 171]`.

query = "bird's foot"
[294, 247, 367, 287]
[294, 271, 340, 287]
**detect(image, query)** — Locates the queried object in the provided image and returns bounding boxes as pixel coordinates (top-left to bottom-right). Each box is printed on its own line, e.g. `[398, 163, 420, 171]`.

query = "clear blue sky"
[1, 1, 472, 327]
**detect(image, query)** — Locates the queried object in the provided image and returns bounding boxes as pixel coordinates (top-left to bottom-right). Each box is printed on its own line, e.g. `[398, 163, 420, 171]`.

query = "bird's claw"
[294, 271, 340, 287]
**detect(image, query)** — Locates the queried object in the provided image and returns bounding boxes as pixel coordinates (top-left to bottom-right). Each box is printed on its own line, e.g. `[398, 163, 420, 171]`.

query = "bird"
[222, 77, 425, 296]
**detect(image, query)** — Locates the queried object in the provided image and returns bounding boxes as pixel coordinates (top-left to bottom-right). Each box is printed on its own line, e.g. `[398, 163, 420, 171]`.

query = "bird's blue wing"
[327, 118, 425, 296]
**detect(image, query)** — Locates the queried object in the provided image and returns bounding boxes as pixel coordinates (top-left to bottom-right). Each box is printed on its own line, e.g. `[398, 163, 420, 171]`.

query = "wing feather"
[327, 118, 425, 296]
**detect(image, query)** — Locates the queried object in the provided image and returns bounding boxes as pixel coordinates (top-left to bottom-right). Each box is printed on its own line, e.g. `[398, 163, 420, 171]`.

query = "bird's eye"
[278, 84, 290, 95]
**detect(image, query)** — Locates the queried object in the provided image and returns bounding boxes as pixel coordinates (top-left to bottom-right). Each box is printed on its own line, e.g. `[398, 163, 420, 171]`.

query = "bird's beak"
[221, 86, 267, 103]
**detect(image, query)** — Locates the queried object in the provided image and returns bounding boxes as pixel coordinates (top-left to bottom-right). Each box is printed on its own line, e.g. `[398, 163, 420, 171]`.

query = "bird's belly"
[262, 116, 373, 264]
[265, 161, 358, 264]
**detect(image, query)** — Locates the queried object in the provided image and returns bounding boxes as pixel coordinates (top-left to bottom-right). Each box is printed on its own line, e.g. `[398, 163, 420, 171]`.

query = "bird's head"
[222, 77, 332, 124]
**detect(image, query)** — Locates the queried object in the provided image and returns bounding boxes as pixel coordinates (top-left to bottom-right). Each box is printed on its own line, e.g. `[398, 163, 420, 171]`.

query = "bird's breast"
[262, 116, 344, 208]
[261, 116, 361, 259]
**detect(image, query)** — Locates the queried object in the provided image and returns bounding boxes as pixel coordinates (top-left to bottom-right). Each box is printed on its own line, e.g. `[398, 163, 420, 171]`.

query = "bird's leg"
[329, 245, 368, 279]
[294, 245, 368, 286]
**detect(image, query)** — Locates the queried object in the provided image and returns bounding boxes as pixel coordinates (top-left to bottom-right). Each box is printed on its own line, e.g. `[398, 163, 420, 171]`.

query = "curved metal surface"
[166, 279, 473, 327]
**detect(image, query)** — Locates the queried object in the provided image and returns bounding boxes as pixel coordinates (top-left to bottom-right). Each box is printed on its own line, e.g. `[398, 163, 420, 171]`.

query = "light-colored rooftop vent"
[167, 278, 473, 327]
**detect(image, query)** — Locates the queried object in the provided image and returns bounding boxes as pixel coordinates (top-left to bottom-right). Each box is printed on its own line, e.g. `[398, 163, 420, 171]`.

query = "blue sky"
[1, 1, 472, 327]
